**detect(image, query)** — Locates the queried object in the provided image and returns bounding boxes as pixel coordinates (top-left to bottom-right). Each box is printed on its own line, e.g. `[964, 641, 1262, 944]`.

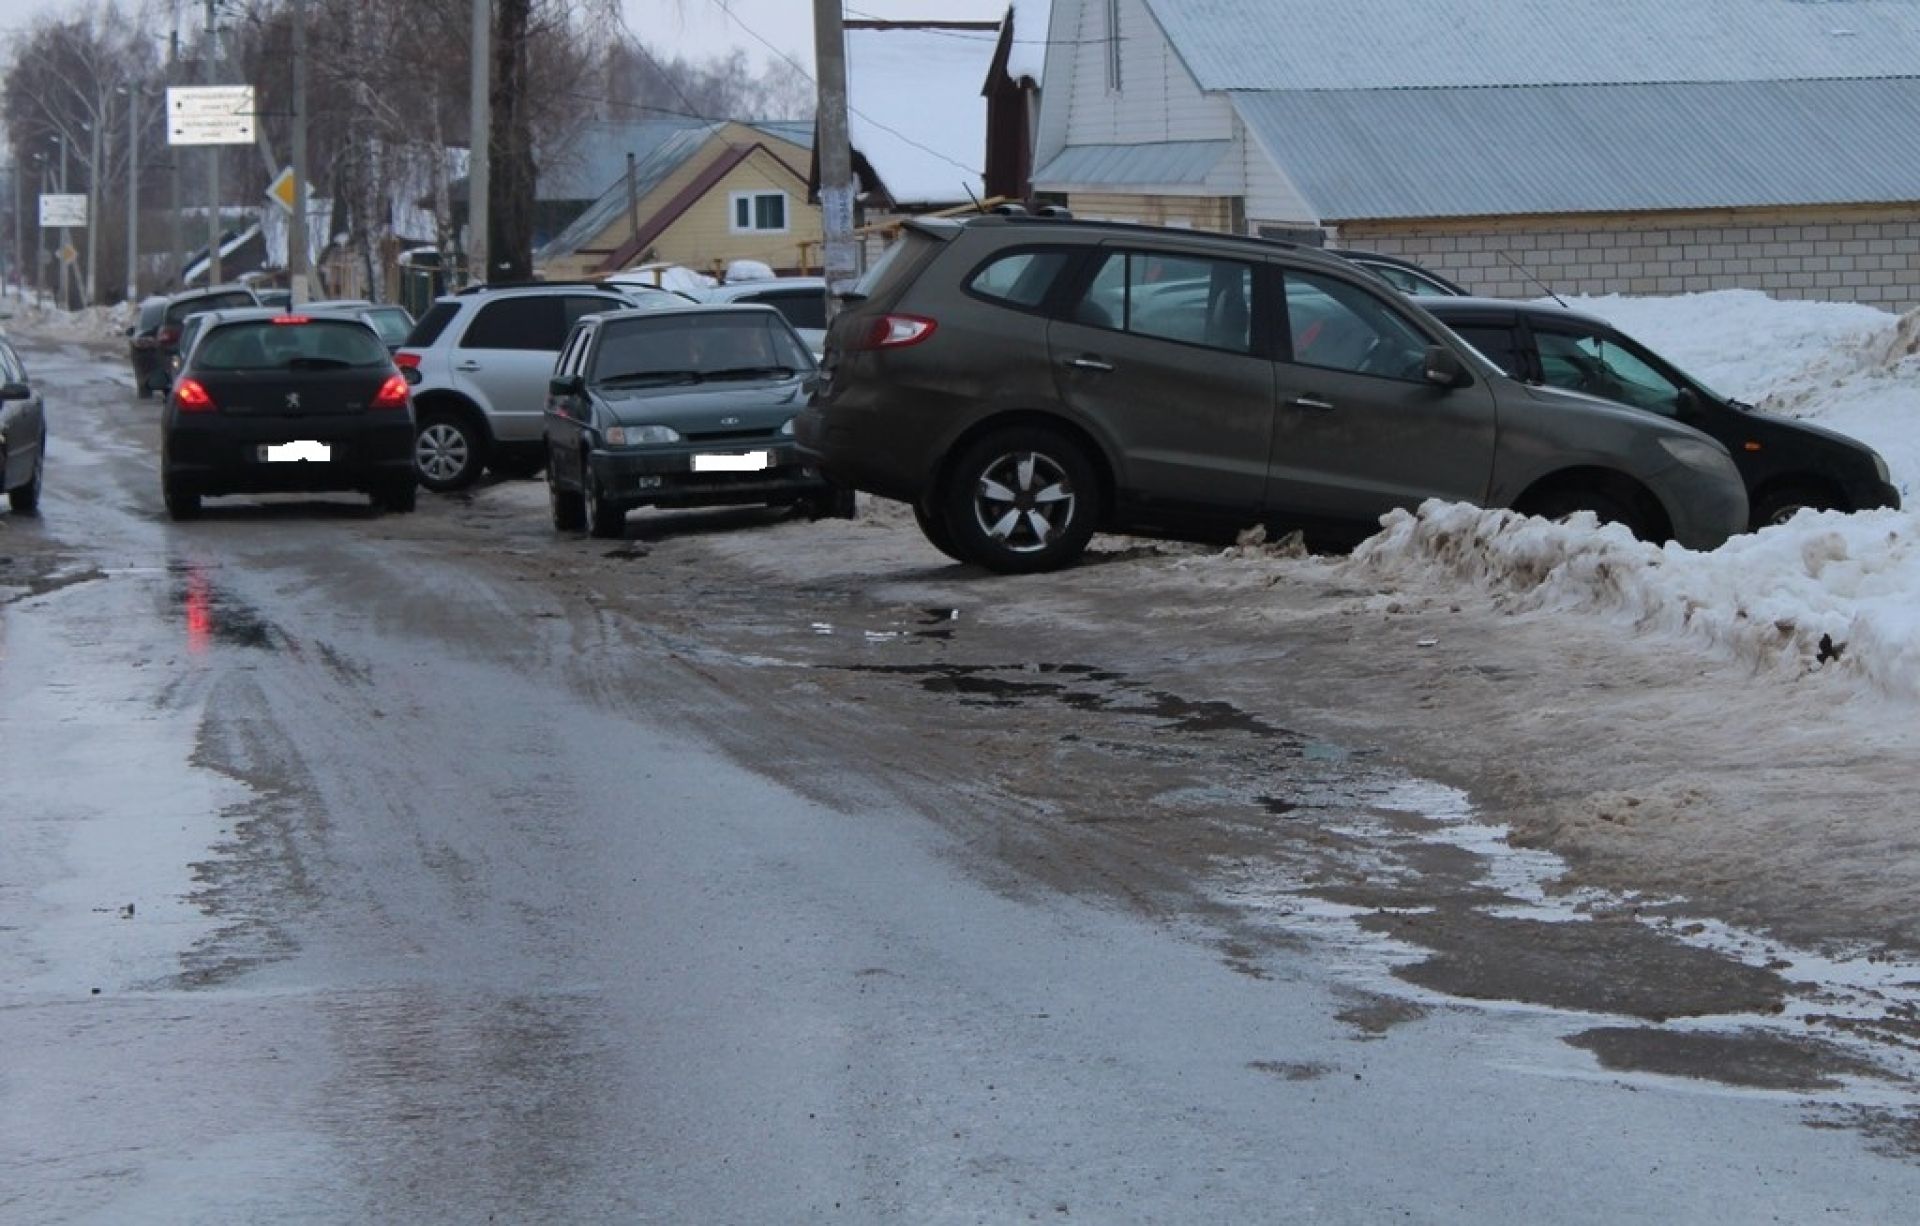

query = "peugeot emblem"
[285, 392, 301, 410]
[720, 415, 741, 426]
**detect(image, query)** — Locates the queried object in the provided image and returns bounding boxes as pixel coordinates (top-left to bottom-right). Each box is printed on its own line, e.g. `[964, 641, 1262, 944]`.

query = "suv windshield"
[591, 313, 813, 384]
[195, 320, 391, 371]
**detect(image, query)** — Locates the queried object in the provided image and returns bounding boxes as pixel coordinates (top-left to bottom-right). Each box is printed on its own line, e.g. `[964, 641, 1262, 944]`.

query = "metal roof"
[1144, 0, 1920, 91]
[1233, 78, 1920, 221]
[1032, 140, 1231, 188]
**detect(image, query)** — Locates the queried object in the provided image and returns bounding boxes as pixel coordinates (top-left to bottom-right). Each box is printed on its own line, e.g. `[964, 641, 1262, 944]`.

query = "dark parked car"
[0, 337, 46, 514]
[1331, 249, 1469, 298]
[544, 303, 851, 538]
[1422, 297, 1900, 528]
[160, 309, 417, 519]
[126, 296, 170, 398]
[796, 214, 1750, 572]
[135, 284, 262, 398]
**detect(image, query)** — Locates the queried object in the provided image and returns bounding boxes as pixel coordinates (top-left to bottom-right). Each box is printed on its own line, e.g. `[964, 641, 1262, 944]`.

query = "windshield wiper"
[597, 369, 703, 387]
[703, 365, 796, 381]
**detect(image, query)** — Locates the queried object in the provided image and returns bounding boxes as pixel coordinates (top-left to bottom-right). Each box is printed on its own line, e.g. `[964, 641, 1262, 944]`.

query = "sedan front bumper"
[588, 440, 831, 510]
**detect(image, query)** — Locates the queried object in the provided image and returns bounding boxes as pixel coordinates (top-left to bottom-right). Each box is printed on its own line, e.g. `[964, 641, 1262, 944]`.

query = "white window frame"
[729, 190, 790, 235]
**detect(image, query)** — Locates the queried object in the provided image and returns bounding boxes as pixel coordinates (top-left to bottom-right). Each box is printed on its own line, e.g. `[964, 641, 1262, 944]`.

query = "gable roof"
[846, 20, 1001, 207]
[594, 142, 807, 272]
[536, 122, 810, 264]
[1143, 0, 1920, 91]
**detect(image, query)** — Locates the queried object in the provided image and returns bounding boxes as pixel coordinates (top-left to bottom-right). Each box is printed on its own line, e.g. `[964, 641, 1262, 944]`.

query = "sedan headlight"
[1657, 434, 1731, 471]
[779, 417, 795, 436]
[604, 424, 681, 446]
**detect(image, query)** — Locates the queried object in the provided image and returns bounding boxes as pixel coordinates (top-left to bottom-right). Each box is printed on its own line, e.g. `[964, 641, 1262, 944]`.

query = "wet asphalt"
[4, 324, 1920, 1222]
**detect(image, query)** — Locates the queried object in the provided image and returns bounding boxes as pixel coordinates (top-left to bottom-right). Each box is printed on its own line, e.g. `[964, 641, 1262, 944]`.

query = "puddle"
[175, 567, 282, 653]
[1568, 1026, 1888, 1093]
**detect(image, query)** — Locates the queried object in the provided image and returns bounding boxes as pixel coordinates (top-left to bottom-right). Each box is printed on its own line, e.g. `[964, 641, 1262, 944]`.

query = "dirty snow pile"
[0, 297, 135, 344]
[1339, 289, 1920, 702]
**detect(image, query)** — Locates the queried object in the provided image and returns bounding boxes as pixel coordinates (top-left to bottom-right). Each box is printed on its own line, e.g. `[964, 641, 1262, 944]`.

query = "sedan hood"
[600, 377, 806, 431]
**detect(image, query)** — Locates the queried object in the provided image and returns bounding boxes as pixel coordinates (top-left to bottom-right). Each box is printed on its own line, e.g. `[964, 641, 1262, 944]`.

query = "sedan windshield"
[589, 313, 812, 386]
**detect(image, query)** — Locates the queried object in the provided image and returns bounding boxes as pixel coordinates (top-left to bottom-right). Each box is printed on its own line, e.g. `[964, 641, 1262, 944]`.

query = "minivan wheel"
[1523, 486, 1651, 541]
[414, 414, 484, 492]
[942, 427, 1100, 573]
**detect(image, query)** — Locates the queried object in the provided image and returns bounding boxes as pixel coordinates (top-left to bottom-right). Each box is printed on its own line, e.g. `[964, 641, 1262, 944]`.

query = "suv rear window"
[194, 320, 391, 371]
[851, 228, 945, 301]
[405, 301, 461, 348]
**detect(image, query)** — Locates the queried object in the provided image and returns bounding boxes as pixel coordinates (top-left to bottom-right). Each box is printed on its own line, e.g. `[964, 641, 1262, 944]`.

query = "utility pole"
[88, 97, 105, 305]
[204, 0, 221, 286]
[126, 86, 140, 301]
[291, 0, 309, 304]
[57, 137, 71, 310]
[169, 28, 183, 290]
[812, 0, 857, 319]
[468, 0, 490, 287]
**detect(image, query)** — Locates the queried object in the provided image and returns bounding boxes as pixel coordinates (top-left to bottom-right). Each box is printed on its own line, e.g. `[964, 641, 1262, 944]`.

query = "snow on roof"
[846, 22, 999, 207]
[1004, 0, 1052, 85]
[1324, 289, 1920, 705]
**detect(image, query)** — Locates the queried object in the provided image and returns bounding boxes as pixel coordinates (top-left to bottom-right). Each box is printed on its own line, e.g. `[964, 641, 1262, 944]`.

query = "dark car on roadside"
[135, 284, 262, 398]
[1422, 297, 1901, 528]
[126, 296, 170, 398]
[0, 336, 46, 515]
[795, 214, 1751, 572]
[160, 309, 417, 519]
[1331, 249, 1469, 298]
[544, 303, 852, 538]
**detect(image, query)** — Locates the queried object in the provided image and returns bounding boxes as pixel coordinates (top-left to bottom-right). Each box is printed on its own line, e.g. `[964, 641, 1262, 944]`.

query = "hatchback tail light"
[846, 314, 937, 351]
[172, 378, 216, 413]
[370, 374, 410, 410]
[157, 325, 181, 347]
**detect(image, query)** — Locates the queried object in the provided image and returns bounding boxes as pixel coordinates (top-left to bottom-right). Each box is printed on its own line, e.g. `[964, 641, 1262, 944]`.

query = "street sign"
[166, 85, 256, 146]
[265, 166, 298, 214]
[57, 243, 77, 265]
[38, 194, 87, 228]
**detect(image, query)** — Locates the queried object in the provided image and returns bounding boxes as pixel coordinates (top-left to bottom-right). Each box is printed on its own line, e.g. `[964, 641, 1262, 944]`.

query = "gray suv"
[396, 282, 660, 490]
[794, 215, 1749, 573]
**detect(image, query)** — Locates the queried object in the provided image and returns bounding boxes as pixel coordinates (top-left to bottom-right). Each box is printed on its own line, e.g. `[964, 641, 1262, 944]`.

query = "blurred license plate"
[693, 451, 769, 472]
[260, 441, 330, 463]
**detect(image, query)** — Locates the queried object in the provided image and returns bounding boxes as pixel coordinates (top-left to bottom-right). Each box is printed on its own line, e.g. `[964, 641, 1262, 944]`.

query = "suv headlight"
[604, 424, 681, 446]
[1657, 434, 1731, 471]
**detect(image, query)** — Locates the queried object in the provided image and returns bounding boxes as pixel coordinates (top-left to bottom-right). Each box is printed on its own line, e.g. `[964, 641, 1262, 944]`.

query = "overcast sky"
[0, 1, 1016, 74]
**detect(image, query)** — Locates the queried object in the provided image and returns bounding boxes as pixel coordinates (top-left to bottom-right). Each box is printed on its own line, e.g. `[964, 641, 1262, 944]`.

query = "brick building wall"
[1336, 206, 1920, 309]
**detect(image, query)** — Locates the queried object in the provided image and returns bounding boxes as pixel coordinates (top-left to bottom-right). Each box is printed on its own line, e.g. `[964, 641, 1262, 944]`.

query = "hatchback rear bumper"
[164, 415, 414, 495]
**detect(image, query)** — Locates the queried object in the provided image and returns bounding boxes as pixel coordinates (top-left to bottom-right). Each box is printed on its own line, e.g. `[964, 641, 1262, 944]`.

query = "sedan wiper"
[703, 365, 797, 381]
[597, 369, 704, 387]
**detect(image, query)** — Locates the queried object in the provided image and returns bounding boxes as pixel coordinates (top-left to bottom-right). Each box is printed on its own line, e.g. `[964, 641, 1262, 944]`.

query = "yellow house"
[535, 121, 822, 281]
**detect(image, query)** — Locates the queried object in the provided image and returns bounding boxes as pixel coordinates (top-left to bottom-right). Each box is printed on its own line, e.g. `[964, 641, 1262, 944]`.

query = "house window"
[1106, 0, 1122, 92]
[730, 191, 789, 234]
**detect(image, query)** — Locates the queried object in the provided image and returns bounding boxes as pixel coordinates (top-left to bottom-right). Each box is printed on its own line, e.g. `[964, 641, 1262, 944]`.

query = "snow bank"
[0, 299, 135, 345]
[1343, 501, 1920, 701]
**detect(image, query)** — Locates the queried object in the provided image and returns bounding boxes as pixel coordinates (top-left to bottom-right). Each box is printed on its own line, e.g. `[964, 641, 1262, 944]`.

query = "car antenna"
[963, 183, 987, 213]
[1497, 249, 1569, 308]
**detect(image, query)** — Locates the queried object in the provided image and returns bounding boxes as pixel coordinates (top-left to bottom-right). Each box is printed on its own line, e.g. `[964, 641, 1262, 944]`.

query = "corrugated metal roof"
[1033, 139, 1231, 188]
[536, 119, 710, 202]
[537, 125, 724, 261]
[1232, 78, 1920, 221]
[1145, 0, 1920, 90]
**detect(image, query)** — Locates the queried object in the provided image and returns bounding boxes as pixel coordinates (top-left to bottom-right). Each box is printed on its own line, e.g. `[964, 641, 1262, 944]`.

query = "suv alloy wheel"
[941, 427, 1101, 572]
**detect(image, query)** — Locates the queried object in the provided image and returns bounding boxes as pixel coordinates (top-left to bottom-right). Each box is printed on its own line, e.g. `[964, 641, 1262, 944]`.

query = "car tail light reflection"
[371, 374, 410, 410]
[848, 314, 937, 350]
[173, 378, 216, 413]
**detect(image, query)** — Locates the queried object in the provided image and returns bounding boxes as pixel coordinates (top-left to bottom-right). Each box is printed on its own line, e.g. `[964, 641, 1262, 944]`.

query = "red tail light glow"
[271, 315, 312, 325]
[173, 378, 216, 413]
[370, 374, 410, 410]
[393, 351, 422, 369]
[848, 314, 938, 351]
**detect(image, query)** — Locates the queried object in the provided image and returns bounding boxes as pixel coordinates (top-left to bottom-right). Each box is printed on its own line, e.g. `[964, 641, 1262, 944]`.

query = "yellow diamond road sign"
[266, 167, 298, 215]
[57, 243, 77, 265]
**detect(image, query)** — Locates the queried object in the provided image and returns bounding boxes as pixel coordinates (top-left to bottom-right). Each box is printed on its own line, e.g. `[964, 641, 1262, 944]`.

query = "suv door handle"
[1069, 356, 1115, 372]
[1286, 395, 1335, 412]
[455, 361, 482, 372]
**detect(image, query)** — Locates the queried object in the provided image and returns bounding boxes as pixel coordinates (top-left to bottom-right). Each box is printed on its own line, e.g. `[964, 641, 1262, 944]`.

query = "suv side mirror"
[548, 374, 584, 398]
[1423, 345, 1470, 388]
[1675, 386, 1701, 418]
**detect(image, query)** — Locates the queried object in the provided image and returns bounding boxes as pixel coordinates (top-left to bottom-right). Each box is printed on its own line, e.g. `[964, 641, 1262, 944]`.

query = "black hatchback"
[161, 310, 417, 519]
[1424, 297, 1900, 528]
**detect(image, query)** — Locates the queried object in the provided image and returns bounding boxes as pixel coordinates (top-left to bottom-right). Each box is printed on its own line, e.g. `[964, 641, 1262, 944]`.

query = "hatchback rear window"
[405, 301, 461, 348]
[194, 320, 391, 371]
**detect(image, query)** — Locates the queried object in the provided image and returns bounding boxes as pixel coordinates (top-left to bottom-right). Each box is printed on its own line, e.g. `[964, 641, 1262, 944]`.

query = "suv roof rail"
[454, 278, 616, 295]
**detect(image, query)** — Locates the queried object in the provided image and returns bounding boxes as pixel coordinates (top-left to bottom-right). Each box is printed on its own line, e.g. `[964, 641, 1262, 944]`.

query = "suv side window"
[1281, 270, 1432, 380]
[966, 248, 1076, 310]
[1448, 323, 1524, 378]
[1070, 250, 1254, 354]
[564, 295, 626, 330]
[463, 297, 565, 350]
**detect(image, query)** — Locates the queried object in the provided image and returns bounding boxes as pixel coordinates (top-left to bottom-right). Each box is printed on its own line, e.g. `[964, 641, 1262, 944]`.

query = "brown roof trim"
[595, 142, 805, 273]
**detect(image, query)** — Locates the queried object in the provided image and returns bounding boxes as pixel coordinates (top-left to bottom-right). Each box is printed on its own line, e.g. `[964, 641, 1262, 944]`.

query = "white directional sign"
[166, 85, 256, 146]
[38, 194, 87, 228]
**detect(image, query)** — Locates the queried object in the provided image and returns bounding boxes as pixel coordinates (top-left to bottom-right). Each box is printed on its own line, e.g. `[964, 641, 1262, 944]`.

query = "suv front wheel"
[414, 411, 486, 492]
[941, 427, 1101, 573]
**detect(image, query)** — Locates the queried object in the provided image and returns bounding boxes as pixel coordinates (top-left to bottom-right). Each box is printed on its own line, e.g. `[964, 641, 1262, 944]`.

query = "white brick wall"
[1339, 212, 1920, 308]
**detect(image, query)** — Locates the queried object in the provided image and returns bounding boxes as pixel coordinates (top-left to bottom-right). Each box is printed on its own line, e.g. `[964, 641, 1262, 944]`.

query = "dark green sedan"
[544, 304, 853, 538]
